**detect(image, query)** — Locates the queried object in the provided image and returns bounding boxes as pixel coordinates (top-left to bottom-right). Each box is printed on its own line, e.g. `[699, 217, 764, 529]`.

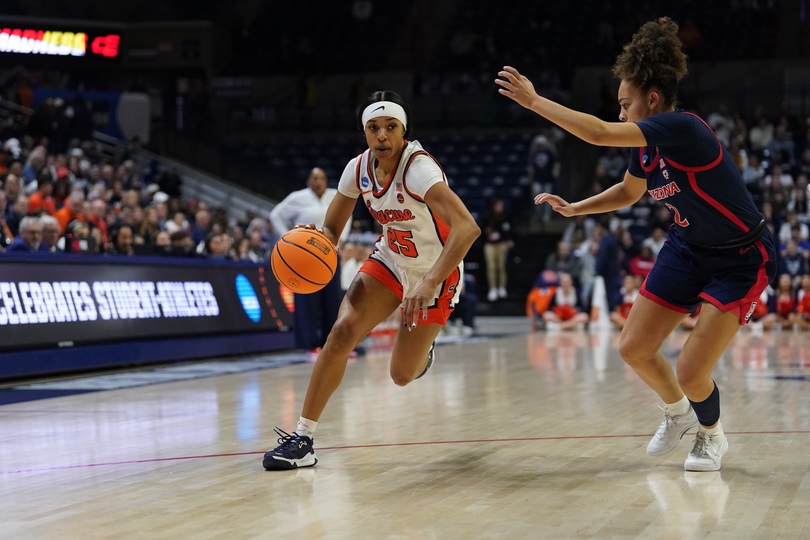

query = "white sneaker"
[487, 289, 498, 302]
[684, 431, 729, 471]
[647, 405, 698, 456]
[497, 287, 507, 298]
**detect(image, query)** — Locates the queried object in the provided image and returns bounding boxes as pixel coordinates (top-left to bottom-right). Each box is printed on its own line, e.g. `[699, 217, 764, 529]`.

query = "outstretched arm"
[496, 66, 648, 148]
[536, 171, 648, 217]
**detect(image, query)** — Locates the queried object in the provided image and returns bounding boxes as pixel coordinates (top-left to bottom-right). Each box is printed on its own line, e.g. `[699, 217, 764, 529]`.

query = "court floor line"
[3, 430, 809, 475]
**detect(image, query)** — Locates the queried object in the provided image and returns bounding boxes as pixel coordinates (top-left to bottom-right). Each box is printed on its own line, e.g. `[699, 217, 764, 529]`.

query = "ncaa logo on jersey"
[360, 176, 370, 189]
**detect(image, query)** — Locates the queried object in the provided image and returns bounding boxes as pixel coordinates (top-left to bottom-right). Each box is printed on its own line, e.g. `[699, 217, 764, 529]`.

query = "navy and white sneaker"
[262, 427, 317, 470]
[415, 341, 435, 380]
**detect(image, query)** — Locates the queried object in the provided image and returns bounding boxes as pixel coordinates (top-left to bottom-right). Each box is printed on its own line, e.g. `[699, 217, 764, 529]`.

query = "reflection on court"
[1, 322, 808, 537]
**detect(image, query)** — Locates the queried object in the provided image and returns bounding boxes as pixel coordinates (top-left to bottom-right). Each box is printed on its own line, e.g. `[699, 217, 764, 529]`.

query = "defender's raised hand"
[495, 66, 539, 110]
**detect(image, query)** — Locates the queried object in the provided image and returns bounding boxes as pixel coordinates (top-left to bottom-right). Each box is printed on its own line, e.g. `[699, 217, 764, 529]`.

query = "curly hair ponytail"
[612, 17, 688, 108]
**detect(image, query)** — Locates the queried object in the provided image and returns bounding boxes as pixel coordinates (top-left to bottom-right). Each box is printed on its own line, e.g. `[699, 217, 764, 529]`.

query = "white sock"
[666, 396, 691, 416]
[296, 417, 317, 438]
[698, 422, 724, 436]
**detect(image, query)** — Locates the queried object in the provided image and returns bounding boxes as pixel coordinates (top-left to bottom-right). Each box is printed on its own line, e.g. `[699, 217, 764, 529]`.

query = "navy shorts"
[640, 227, 777, 325]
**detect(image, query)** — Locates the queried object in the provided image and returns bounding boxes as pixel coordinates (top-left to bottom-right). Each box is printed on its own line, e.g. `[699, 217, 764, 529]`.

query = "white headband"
[361, 101, 407, 130]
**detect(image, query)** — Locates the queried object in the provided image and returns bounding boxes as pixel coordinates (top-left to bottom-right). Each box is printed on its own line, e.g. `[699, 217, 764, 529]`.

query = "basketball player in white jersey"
[263, 91, 480, 470]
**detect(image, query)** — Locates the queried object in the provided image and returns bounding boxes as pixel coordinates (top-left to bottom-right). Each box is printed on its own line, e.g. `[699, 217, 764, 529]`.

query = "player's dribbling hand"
[294, 224, 340, 253]
[534, 193, 575, 217]
[495, 66, 539, 110]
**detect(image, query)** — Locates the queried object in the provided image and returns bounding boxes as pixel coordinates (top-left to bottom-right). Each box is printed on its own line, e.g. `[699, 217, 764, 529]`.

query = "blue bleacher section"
[229, 131, 535, 224]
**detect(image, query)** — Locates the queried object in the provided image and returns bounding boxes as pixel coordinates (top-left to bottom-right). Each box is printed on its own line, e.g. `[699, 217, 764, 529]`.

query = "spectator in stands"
[797, 149, 810, 179]
[542, 271, 589, 331]
[40, 215, 61, 252]
[86, 199, 109, 246]
[6, 216, 46, 252]
[749, 113, 774, 155]
[59, 220, 94, 254]
[165, 211, 190, 234]
[21, 147, 45, 186]
[526, 269, 560, 331]
[204, 231, 233, 259]
[545, 240, 582, 281]
[561, 214, 595, 250]
[765, 175, 790, 218]
[768, 125, 796, 167]
[778, 210, 809, 246]
[594, 219, 621, 311]
[610, 274, 641, 329]
[793, 274, 810, 331]
[170, 230, 195, 254]
[618, 228, 639, 274]
[154, 230, 171, 248]
[28, 170, 56, 215]
[139, 205, 161, 244]
[109, 224, 135, 256]
[527, 134, 560, 221]
[235, 237, 252, 261]
[482, 198, 513, 301]
[778, 239, 808, 287]
[762, 273, 796, 330]
[3, 172, 21, 212]
[597, 147, 628, 183]
[0, 191, 13, 250]
[54, 190, 85, 234]
[641, 226, 667, 258]
[246, 228, 269, 261]
[7, 194, 28, 236]
[269, 166, 349, 354]
[706, 104, 735, 147]
[728, 137, 748, 174]
[629, 244, 656, 278]
[191, 209, 212, 246]
[764, 162, 794, 189]
[742, 153, 766, 204]
[789, 175, 809, 222]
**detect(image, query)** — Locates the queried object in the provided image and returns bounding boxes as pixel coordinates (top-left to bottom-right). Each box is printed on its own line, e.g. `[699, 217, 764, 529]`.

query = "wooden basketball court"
[1, 318, 808, 538]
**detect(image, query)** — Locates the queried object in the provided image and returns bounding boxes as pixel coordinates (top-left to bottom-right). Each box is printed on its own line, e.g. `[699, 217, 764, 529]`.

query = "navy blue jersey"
[628, 111, 762, 247]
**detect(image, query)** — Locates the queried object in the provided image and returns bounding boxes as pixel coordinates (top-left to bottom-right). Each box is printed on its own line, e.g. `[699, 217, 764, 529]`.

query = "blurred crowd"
[0, 105, 281, 260]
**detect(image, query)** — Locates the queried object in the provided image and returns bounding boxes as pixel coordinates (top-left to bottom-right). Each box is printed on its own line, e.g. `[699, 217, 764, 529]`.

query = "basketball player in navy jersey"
[496, 17, 777, 471]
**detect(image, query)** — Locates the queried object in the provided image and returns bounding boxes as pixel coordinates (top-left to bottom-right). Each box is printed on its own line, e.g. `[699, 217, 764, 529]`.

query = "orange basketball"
[271, 228, 338, 294]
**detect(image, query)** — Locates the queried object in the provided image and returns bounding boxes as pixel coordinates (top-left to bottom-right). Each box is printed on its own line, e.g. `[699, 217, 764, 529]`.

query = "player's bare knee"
[618, 333, 651, 366]
[325, 321, 358, 354]
[390, 369, 414, 387]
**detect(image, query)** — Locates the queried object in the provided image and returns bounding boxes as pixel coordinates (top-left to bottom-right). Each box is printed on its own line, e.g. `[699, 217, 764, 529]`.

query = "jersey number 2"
[387, 228, 418, 258]
[665, 203, 690, 227]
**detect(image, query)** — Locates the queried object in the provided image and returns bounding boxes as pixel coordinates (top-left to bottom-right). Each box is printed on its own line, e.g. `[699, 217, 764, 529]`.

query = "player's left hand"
[535, 193, 576, 217]
[401, 280, 433, 330]
[495, 66, 539, 109]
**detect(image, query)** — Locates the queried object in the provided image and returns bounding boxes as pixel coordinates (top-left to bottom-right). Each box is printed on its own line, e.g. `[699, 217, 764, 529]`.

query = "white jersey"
[338, 141, 450, 272]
